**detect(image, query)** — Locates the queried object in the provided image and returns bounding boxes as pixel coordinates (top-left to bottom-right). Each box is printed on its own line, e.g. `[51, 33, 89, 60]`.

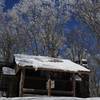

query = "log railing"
[22, 77, 74, 96]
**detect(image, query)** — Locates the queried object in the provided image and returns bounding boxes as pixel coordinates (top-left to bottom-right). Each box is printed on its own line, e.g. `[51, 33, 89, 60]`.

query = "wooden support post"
[48, 74, 51, 96]
[19, 68, 25, 97]
[73, 73, 76, 97]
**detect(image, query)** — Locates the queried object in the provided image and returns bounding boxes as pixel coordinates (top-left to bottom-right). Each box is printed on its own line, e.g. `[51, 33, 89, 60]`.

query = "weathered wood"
[15, 65, 20, 74]
[23, 88, 47, 94]
[18, 67, 90, 75]
[23, 88, 73, 95]
[19, 69, 25, 97]
[48, 78, 51, 96]
[47, 73, 51, 96]
[73, 73, 76, 97]
[26, 77, 47, 81]
[52, 90, 73, 95]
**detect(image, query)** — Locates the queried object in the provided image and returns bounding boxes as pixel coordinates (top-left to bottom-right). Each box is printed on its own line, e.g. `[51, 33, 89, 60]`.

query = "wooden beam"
[20, 67, 90, 75]
[73, 73, 76, 97]
[19, 68, 25, 97]
[23, 88, 73, 96]
[48, 74, 51, 96]
[48, 79, 51, 96]
[15, 65, 20, 74]
[23, 88, 47, 94]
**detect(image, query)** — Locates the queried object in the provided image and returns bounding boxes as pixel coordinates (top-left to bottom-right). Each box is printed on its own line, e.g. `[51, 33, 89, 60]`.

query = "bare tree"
[9, 0, 68, 57]
[0, 14, 17, 64]
[72, 0, 100, 47]
[70, 1, 100, 96]
[65, 28, 87, 62]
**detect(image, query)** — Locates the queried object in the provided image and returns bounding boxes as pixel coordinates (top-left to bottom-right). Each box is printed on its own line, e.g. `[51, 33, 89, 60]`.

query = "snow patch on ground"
[0, 97, 100, 100]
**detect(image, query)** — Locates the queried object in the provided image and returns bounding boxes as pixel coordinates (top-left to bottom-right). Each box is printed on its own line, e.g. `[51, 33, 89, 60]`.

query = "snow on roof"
[14, 54, 90, 73]
[82, 59, 87, 62]
[2, 67, 15, 75]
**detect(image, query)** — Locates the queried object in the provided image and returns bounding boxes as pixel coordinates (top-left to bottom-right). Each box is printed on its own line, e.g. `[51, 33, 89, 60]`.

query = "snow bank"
[0, 97, 100, 100]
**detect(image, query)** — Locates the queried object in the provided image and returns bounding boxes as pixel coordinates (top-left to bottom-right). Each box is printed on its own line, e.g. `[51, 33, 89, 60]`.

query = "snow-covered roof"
[14, 54, 90, 73]
[2, 67, 15, 75]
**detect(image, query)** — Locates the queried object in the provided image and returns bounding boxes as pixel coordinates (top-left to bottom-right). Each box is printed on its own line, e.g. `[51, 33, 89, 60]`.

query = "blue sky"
[4, 0, 20, 11]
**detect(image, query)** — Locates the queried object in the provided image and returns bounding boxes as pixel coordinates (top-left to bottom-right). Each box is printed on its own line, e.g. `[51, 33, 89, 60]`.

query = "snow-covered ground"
[0, 97, 100, 100]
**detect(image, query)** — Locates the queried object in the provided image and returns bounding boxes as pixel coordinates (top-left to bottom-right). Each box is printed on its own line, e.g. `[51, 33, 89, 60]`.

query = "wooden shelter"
[0, 54, 90, 97]
[14, 54, 90, 97]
